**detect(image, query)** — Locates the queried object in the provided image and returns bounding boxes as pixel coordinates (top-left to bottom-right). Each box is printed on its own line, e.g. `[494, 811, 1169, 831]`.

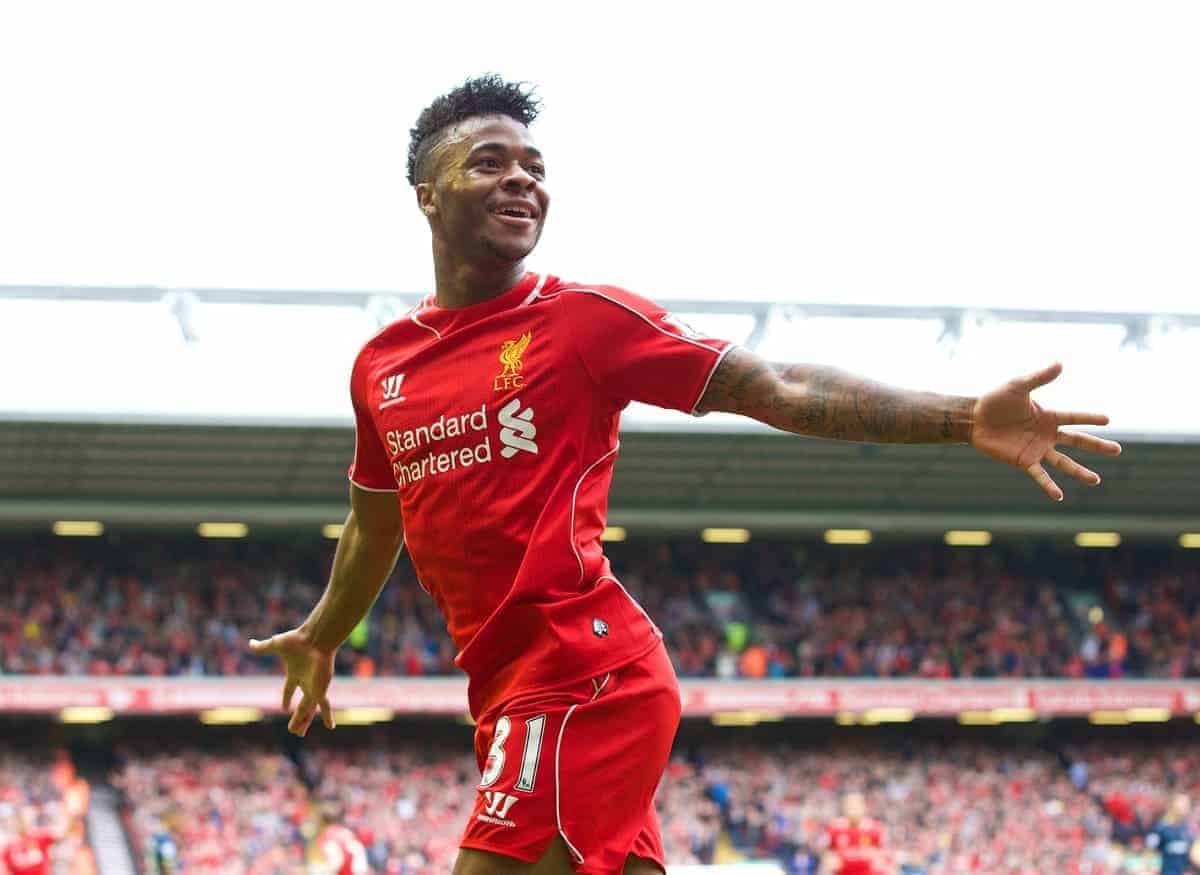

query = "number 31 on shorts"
[479, 714, 547, 791]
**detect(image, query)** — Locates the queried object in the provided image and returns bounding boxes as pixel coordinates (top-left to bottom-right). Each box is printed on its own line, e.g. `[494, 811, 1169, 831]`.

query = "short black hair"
[407, 74, 541, 187]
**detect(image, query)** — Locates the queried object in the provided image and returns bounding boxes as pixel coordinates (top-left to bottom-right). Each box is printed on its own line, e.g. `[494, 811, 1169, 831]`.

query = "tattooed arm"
[697, 347, 975, 444]
[696, 347, 1121, 500]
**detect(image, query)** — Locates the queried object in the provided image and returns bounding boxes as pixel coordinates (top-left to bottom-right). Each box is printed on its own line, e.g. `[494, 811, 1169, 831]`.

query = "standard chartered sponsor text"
[387, 403, 492, 489]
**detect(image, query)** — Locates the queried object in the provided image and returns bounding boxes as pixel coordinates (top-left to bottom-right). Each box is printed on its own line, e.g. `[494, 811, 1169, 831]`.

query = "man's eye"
[529, 165, 546, 178]
[478, 157, 501, 169]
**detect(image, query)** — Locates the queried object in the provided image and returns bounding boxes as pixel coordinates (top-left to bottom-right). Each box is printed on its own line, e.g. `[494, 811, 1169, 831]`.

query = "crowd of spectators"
[2, 535, 1198, 680]
[695, 737, 1200, 874]
[0, 747, 96, 875]
[114, 736, 494, 874]
[115, 745, 311, 874]
[113, 730, 725, 874]
[111, 734, 1200, 874]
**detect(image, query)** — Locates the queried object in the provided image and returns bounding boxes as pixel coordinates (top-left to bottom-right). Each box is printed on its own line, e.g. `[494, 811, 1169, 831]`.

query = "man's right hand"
[247, 628, 337, 736]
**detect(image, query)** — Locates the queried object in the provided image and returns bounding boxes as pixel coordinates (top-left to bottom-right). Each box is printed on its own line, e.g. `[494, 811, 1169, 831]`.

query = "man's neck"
[432, 249, 526, 310]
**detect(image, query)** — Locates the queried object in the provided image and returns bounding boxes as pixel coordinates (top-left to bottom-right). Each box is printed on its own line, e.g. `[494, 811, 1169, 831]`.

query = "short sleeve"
[559, 286, 733, 414]
[346, 347, 397, 492]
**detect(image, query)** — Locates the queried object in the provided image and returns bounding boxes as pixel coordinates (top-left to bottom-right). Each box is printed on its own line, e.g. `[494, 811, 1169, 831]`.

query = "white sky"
[0, 0, 1197, 311]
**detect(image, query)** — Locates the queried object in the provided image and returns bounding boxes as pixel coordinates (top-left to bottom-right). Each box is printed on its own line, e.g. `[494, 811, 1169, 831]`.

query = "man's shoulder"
[536, 278, 646, 307]
[352, 308, 437, 375]
[533, 279, 675, 332]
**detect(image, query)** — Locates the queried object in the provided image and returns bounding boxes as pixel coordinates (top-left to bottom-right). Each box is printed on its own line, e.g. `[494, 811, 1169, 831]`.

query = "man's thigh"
[623, 854, 666, 875]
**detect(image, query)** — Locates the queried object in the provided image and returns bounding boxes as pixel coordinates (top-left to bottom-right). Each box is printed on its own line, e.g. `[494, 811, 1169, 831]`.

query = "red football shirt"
[348, 272, 731, 717]
[317, 824, 368, 875]
[1, 831, 55, 875]
[826, 816, 885, 875]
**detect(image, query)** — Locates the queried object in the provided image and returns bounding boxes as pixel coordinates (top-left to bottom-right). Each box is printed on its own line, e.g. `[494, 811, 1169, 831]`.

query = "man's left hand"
[971, 362, 1122, 501]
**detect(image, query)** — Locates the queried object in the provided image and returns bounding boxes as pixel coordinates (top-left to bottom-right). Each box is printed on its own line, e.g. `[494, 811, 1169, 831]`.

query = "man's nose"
[500, 164, 537, 191]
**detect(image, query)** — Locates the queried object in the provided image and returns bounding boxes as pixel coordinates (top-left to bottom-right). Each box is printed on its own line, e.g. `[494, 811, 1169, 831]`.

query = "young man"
[821, 793, 888, 875]
[1146, 794, 1200, 875]
[249, 75, 1121, 875]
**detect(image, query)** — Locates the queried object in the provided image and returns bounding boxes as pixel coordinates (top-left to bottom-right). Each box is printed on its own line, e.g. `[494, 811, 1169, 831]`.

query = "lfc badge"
[494, 331, 531, 391]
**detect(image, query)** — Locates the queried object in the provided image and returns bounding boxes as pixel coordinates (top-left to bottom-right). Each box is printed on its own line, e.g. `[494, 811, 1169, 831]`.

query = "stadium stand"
[2, 536, 1196, 680]
[0, 747, 97, 875]
[106, 729, 1200, 875]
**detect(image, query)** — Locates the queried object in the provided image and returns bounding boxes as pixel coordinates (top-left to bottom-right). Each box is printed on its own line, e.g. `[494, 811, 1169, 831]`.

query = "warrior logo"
[379, 372, 406, 409]
[482, 791, 519, 819]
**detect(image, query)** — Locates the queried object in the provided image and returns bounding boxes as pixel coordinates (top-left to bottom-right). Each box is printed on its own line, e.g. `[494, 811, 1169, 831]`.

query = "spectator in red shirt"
[0, 807, 59, 875]
[823, 792, 889, 875]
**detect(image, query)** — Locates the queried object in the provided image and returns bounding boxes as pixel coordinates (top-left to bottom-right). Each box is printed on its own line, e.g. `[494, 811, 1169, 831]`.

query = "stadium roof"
[1, 421, 1196, 536]
[2, 287, 1195, 534]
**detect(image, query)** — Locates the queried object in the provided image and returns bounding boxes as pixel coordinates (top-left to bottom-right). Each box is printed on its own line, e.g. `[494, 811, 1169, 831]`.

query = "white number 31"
[479, 713, 547, 791]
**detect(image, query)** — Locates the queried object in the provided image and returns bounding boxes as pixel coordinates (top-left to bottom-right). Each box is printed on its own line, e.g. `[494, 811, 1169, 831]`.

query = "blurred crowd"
[111, 735, 1200, 875]
[115, 745, 310, 874]
[114, 738, 497, 875]
[692, 738, 1200, 874]
[2, 536, 1198, 680]
[0, 748, 95, 875]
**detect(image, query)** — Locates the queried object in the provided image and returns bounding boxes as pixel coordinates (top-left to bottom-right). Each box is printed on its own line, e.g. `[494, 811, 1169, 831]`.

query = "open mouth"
[490, 204, 538, 226]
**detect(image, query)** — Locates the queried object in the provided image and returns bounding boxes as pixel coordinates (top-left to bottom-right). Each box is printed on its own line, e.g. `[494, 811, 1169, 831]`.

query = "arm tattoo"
[698, 347, 975, 444]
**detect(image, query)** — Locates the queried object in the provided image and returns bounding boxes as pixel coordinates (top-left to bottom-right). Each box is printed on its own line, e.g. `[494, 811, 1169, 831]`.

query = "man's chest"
[365, 316, 585, 487]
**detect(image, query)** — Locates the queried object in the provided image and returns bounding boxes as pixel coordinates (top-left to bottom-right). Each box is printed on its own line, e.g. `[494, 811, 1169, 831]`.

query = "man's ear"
[415, 183, 436, 217]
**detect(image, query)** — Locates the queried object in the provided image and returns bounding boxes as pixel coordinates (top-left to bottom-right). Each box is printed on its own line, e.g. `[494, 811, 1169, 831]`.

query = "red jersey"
[826, 816, 885, 875]
[316, 824, 368, 875]
[1, 832, 55, 875]
[348, 272, 731, 717]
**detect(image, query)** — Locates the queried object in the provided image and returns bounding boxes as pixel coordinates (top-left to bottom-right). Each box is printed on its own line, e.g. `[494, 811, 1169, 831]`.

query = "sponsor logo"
[477, 791, 519, 827]
[498, 399, 538, 458]
[592, 618, 609, 637]
[380, 372, 407, 408]
[494, 332, 532, 391]
[483, 791, 519, 818]
[383, 399, 538, 489]
[386, 405, 491, 490]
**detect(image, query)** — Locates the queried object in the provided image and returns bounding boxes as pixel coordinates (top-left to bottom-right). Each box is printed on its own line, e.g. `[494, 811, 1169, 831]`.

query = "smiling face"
[415, 114, 549, 266]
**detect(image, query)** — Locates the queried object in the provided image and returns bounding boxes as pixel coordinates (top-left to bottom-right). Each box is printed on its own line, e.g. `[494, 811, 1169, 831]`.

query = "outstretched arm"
[697, 347, 1121, 501]
[698, 347, 975, 444]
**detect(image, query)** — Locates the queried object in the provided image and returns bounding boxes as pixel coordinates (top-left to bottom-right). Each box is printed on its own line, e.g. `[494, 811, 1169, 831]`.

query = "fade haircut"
[407, 74, 542, 187]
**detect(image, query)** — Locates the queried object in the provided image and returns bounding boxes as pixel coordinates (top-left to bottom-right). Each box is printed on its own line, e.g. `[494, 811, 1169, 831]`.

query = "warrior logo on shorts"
[494, 331, 532, 391]
[484, 791, 519, 818]
[592, 618, 609, 637]
[477, 791, 519, 828]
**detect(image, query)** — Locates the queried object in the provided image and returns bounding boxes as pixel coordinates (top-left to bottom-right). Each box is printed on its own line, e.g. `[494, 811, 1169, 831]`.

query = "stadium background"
[2, 2, 1199, 873]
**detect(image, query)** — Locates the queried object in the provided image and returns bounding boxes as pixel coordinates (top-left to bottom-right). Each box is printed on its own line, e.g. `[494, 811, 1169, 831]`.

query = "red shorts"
[460, 640, 681, 874]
